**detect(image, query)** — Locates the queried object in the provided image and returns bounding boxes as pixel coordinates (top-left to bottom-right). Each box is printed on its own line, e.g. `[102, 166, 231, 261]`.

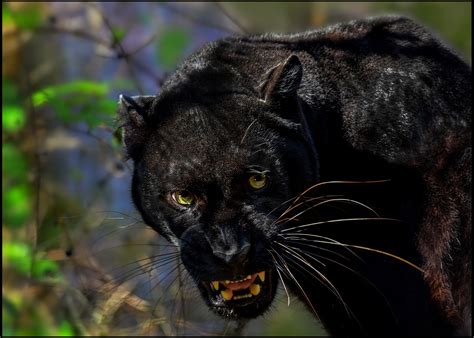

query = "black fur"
[118, 16, 471, 336]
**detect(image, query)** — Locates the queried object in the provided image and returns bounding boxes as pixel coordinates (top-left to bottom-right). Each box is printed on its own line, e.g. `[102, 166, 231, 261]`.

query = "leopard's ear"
[259, 54, 303, 102]
[117, 94, 155, 160]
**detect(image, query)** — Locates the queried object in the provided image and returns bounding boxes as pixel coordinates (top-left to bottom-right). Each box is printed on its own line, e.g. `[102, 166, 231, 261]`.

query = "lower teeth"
[221, 289, 233, 301]
[213, 271, 267, 301]
[250, 284, 261, 296]
[219, 283, 261, 301]
[234, 294, 252, 300]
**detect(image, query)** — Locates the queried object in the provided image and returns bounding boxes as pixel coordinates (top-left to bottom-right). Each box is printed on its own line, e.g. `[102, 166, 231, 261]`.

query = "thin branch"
[213, 2, 248, 34]
[91, 4, 145, 93]
[63, 125, 131, 173]
[3, 25, 111, 47]
[128, 32, 159, 55]
[158, 2, 240, 34]
[20, 62, 41, 252]
[6, 22, 163, 90]
[84, 2, 163, 93]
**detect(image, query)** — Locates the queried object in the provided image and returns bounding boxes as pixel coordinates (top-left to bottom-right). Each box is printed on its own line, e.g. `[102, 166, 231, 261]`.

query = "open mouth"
[204, 270, 271, 307]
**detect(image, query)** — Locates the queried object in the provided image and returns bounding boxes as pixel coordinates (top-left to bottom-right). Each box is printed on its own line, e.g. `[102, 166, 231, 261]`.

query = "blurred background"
[2, 2, 471, 336]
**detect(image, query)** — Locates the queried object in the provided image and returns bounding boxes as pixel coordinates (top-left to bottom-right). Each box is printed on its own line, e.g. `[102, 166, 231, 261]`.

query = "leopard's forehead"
[141, 103, 280, 190]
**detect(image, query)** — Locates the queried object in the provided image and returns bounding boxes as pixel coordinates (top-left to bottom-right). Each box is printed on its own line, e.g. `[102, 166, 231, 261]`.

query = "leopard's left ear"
[117, 94, 156, 160]
[258, 54, 303, 102]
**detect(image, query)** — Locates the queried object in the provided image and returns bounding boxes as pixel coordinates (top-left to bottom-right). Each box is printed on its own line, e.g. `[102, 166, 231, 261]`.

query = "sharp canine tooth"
[212, 281, 220, 290]
[221, 289, 233, 301]
[257, 271, 265, 282]
[250, 284, 261, 296]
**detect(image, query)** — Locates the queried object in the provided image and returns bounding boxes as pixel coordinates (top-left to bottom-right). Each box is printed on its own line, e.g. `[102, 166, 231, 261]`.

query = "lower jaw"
[209, 289, 263, 307]
[209, 296, 272, 320]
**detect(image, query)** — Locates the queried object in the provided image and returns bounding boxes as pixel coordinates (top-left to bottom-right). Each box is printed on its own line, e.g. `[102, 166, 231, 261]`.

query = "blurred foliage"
[371, 2, 471, 60]
[2, 2, 43, 30]
[2, 78, 73, 335]
[3, 241, 61, 279]
[2, 80, 25, 132]
[2, 4, 119, 335]
[157, 27, 191, 70]
[224, 2, 471, 61]
[111, 27, 127, 45]
[2, 2, 471, 337]
[2, 79, 32, 229]
[32, 80, 117, 128]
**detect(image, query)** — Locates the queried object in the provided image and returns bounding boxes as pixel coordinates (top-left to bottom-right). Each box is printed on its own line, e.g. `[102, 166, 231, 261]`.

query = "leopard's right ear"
[258, 54, 303, 102]
[117, 94, 156, 160]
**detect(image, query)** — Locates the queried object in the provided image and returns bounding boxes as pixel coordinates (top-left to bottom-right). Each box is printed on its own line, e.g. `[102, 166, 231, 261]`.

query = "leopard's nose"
[213, 243, 251, 265]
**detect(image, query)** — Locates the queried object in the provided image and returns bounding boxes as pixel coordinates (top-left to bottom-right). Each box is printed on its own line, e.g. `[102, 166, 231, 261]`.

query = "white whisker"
[282, 217, 399, 233]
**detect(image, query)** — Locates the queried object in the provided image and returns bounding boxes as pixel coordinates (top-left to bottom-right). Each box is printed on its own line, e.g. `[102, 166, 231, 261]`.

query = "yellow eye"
[173, 191, 195, 206]
[248, 174, 267, 190]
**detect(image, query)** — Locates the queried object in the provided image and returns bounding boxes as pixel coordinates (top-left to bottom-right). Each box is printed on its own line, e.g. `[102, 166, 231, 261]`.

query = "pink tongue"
[224, 273, 257, 291]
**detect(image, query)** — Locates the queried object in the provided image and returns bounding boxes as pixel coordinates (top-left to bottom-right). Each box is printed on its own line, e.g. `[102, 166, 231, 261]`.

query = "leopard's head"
[118, 54, 319, 318]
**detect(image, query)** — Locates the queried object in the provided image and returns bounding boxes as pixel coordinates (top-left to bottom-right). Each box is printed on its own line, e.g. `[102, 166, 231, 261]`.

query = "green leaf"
[32, 80, 109, 107]
[3, 104, 26, 132]
[69, 167, 84, 182]
[3, 184, 32, 227]
[96, 98, 118, 115]
[2, 312, 13, 336]
[31, 80, 116, 127]
[2, 3, 13, 25]
[85, 98, 116, 125]
[2, 143, 28, 180]
[48, 97, 74, 123]
[3, 242, 32, 275]
[112, 27, 127, 44]
[112, 127, 123, 147]
[66, 98, 117, 128]
[32, 258, 60, 279]
[2, 294, 17, 337]
[57, 320, 75, 336]
[81, 109, 103, 128]
[3, 78, 19, 104]
[157, 27, 190, 69]
[8, 4, 42, 30]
